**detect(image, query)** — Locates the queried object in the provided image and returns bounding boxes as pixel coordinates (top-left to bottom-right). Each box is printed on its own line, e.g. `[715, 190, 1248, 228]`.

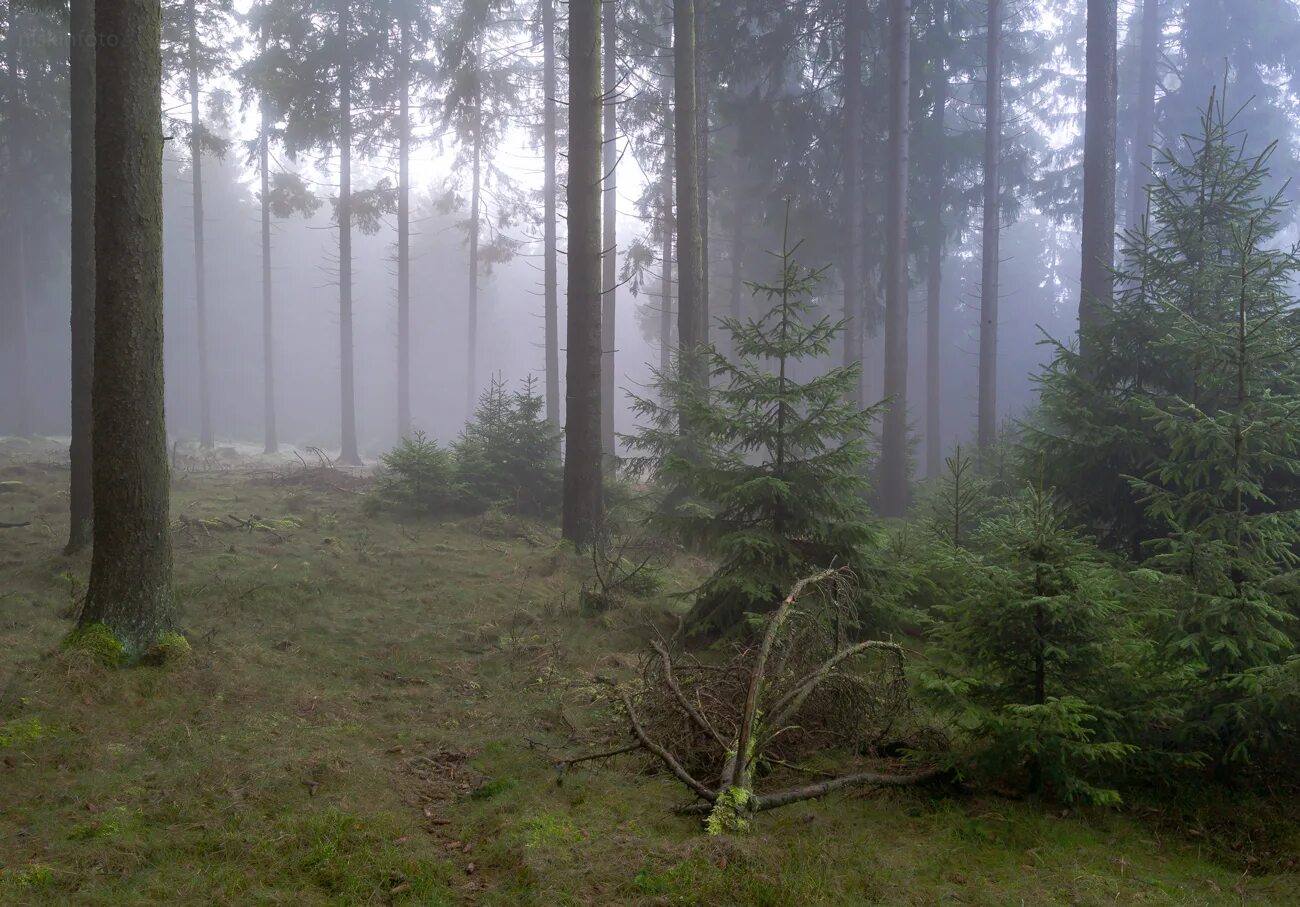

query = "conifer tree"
[627, 216, 881, 633]
[927, 487, 1135, 803]
[456, 375, 562, 516]
[1128, 113, 1300, 767]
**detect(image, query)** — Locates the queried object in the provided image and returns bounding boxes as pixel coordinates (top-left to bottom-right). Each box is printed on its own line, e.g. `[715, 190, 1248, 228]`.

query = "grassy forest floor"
[1, 438, 1298, 905]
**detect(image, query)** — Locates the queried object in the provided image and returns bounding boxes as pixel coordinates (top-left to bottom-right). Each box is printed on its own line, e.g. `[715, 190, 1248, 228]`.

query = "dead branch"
[621, 689, 716, 803]
[651, 640, 727, 751]
[564, 568, 939, 831]
[553, 742, 644, 769]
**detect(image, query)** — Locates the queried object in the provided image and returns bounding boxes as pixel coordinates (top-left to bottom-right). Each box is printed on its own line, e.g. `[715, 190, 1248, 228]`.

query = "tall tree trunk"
[562, 0, 605, 545]
[1079, 0, 1117, 344]
[728, 187, 743, 327]
[977, 0, 1001, 452]
[3, 4, 30, 438]
[188, 0, 213, 448]
[1126, 0, 1159, 231]
[13, 217, 30, 436]
[601, 0, 617, 464]
[397, 12, 412, 440]
[673, 0, 704, 387]
[67, 0, 95, 553]
[842, 0, 864, 410]
[467, 94, 482, 414]
[80, 0, 176, 655]
[259, 11, 277, 454]
[924, 0, 947, 477]
[337, 0, 361, 465]
[542, 0, 560, 434]
[877, 0, 912, 517]
[695, 0, 709, 342]
[659, 70, 674, 377]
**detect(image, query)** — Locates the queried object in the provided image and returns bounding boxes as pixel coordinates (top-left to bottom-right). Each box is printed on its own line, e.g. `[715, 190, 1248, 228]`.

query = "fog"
[3, 0, 1297, 470]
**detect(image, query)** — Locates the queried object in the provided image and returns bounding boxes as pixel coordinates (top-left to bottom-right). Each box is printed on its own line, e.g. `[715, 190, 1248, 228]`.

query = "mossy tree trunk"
[67, 0, 96, 554]
[79, 0, 176, 656]
[562, 0, 605, 546]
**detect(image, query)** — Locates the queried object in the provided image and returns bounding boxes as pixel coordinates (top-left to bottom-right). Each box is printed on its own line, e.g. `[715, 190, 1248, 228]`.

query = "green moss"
[62, 622, 125, 667]
[470, 776, 516, 801]
[3, 864, 54, 889]
[521, 813, 584, 849]
[0, 717, 46, 749]
[144, 631, 192, 665]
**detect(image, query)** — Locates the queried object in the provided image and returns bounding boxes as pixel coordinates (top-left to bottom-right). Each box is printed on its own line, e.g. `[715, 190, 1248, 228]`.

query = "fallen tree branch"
[553, 742, 644, 769]
[676, 765, 943, 814]
[767, 640, 906, 735]
[651, 640, 727, 751]
[621, 690, 716, 803]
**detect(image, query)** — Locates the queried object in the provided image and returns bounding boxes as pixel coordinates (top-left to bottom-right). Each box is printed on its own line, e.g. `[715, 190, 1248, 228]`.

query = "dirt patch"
[393, 745, 484, 825]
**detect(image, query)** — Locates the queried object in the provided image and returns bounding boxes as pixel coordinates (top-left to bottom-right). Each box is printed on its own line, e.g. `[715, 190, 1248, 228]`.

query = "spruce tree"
[926, 487, 1135, 804]
[456, 376, 562, 516]
[627, 219, 881, 633]
[1031, 93, 1299, 557]
[1128, 111, 1300, 767]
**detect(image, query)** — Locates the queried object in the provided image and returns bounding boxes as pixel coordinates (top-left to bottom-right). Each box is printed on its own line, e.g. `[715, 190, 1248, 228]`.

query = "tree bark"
[561, 0, 605, 546]
[259, 9, 277, 454]
[659, 70, 674, 377]
[977, 0, 1001, 452]
[397, 11, 412, 440]
[924, 0, 947, 477]
[673, 0, 704, 388]
[337, 0, 361, 465]
[542, 0, 561, 434]
[3, 4, 30, 438]
[67, 0, 95, 553]
[842, 0, 864, 410]
[1079, 0, 1118, 344]
[80, 0, 176, 655]
[601, 0, 617, 464]
[1126, 0, 1159, 232]
[695, 0, 709, 344]
[877, 0, 912, 517]
[188, 0, 213, 449]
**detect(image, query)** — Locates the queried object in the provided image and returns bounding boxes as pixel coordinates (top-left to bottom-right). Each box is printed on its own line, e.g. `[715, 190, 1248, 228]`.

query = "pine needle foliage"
[373, 432, 462, 515]
[923, 445, 992, 548]
[456, 375, 562, 516]
[926, 487, 1137, 804]
[1029, 90, 1300, 558]
[625, 224, 883, 634]
[1028, 91, 1300, 773]
[1126, 104, 1300, 767]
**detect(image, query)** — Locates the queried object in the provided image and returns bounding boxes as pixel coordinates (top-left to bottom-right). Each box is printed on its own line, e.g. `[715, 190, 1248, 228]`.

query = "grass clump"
[61, 622, 125, 667]
[0, 717, 46, 749]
